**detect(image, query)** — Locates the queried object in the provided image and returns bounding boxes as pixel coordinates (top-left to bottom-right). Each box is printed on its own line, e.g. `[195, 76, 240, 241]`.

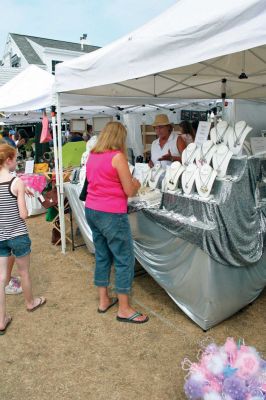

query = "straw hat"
[152, 114, 172, 127]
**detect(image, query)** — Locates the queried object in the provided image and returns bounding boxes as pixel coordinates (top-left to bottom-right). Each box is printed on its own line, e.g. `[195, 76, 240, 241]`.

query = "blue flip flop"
[97, 298, 118, 313]
[116, 312, 149, 324]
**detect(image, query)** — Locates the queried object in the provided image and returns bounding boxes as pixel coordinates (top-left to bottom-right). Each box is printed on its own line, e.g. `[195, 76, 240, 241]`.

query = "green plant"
[24, 138, 35, 151]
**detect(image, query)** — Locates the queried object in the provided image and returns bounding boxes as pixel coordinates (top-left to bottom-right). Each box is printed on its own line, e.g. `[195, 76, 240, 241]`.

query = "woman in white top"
[149, 114, 183, 168]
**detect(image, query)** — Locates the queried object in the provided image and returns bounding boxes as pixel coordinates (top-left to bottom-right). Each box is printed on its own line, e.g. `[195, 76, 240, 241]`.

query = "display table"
[63, 157, 266, 330]
[64, 183, 94, 253]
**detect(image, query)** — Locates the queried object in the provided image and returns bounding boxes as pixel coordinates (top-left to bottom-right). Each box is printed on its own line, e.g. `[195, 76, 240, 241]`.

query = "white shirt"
[151, 131, 180, 167]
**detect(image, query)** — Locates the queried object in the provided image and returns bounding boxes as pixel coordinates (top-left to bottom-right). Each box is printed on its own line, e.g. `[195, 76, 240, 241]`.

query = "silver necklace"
[198, 143, 214, 165]
[233, 123, 247, 147]
[169, 166, 182, 185]
[215, 125, 229, 144]
[150, 166, 163, 182]
[214, 148, 230, 173]
[184, 169, 196, 188]
[199, 169, 213, 193]
[183, 146, 198, 166]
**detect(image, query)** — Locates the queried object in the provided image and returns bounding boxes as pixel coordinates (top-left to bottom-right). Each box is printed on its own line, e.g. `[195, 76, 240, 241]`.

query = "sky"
[0, 0, 176, 56]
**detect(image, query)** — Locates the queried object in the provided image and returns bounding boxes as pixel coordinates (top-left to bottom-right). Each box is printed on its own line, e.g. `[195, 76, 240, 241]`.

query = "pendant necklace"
[150, 166, 163, 182]
[184, 169, 196, 188]
[215, 148, 230, 173]
[233, 123, 247, 147]
[198, 143, 214, 165]
[215, 125, 229, 144]
[169, 166, 182, 185]
[184, 146, 198, 166]
[199, 169, 213, 193]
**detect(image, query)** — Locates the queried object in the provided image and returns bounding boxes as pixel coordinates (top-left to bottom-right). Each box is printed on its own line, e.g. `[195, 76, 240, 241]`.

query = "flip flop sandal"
[116, 311, 149, 324]
[98, 298, 118, 313]
[27, 297, 46, 312]
[0, 316, 12, 335]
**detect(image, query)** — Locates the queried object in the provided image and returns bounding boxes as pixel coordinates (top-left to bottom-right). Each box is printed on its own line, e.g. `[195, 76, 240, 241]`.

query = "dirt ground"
[1, 214, 265, 400]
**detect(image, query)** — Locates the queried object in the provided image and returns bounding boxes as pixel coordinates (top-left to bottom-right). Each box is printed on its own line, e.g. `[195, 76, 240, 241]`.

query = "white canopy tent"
[55, 0, 266, 102]
[54, 0, 266, 252]
[0, 65, 55, 112]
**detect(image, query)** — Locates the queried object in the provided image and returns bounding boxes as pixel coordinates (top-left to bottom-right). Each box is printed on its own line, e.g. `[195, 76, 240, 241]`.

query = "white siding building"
[0, 33, 99, 85]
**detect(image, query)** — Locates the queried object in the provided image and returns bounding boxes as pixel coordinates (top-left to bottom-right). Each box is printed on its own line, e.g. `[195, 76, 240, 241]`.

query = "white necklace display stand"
[210, 120, 231, 145]
[228, 121, 252, 156]
[212, 144, 233, 178]
[181, 143, 199, 166]
[195, 140, 216, 168]
[148, 163, 165, 190]
[164, 161, 185, 192]
[196, 165, 217, 198]
[181, 163, 198, 195]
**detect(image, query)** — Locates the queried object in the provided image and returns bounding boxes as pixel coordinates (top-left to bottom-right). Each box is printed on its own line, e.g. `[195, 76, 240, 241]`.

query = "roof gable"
[10, 34, 45, 65]
[10, 33, 100, 65]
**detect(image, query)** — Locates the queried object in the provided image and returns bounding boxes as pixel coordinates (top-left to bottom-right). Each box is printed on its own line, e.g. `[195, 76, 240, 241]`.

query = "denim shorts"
[0, 234, 31, 258]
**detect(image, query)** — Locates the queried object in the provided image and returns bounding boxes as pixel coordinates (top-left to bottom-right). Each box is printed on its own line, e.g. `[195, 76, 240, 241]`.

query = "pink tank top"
[85, 150, 127, 213]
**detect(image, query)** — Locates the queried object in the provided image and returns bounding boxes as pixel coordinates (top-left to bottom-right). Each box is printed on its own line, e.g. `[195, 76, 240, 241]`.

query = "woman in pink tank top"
[85, 122, 148, 324]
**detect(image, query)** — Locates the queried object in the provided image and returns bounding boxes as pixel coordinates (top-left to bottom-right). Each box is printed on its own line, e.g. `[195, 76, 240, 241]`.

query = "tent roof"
[0, 65, 55, 112]
[55, 0, 266, 101]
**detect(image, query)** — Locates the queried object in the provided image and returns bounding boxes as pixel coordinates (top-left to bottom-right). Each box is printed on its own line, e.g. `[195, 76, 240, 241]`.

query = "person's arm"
[15, 179, 28, 219]
[17, 138, 26, 148]
[112, 152, 141, 197]
[177, 136, 187, 156]
[158, 149, 181, 162]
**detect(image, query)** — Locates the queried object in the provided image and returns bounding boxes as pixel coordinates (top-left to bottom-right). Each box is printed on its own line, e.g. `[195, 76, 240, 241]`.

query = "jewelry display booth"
[129, 157, 266, 330]
[64, 156, 266, 330]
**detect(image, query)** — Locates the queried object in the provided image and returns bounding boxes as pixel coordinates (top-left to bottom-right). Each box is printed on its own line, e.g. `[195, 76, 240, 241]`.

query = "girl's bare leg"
[6, 255, 15, 285]
[16, 254, 45, 310]
[0, 257, 10, 329]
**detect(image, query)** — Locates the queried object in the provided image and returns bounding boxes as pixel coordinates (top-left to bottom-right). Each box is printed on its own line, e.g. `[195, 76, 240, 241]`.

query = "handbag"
[79, 178, 88, 201]
[40, 114, 52, 143]
[38, 184, 58, 209]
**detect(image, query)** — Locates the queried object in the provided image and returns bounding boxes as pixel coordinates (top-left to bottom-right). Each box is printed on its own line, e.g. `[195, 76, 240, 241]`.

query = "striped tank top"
[0, 177, 28, 241]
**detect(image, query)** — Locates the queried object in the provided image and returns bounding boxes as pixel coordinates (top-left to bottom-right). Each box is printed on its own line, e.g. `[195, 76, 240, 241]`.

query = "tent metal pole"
[56, 93, 66, 254]
[51, 110, 60, 225]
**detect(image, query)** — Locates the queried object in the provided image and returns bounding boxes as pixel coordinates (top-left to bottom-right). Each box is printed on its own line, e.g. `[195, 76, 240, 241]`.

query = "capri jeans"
[85, 208, 135, 294]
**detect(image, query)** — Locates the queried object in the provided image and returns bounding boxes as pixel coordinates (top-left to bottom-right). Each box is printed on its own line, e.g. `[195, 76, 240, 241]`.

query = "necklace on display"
[199, 169, 213, 193]
[198, 143, 214, 165]
[233, 123, 247, 147]
[183, 147, 198, 166]
[169, 167, 182, 185]
[215, 148, 230, 173]
[184, 170, 196, 188]
[215, 125, 229, 144]
[150, 166, 162, 182]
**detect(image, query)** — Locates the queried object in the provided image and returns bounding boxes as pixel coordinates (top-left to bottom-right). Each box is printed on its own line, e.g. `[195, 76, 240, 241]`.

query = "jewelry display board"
[228, 121, 253, 155]
[210, 120, 231, 145]
[147, 163, 165, 190]
[195, 140, 216, 167]
[181, 143, 199, 166]
[164, 161, 185, 192]
[212, 143, 233, 178]
[195, 164, 217, 198]
[181, 163, 198, 194]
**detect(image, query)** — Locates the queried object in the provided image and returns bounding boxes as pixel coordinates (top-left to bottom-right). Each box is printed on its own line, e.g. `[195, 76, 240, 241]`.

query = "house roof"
[10, 33, 100, 65]
[0, 67, 25, 87]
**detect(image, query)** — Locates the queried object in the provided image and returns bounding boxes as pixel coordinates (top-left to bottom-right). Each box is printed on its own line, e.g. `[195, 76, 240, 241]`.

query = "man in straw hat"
[149, 114, 184, 168]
